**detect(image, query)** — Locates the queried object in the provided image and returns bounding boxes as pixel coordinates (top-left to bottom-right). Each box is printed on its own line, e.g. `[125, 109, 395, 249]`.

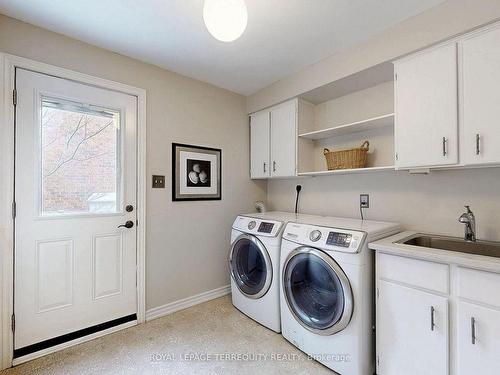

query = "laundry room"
[1, 1, 500, 374]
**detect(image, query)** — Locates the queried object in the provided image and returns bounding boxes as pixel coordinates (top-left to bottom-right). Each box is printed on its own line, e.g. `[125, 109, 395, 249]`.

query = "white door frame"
[0, 53, 147, 369]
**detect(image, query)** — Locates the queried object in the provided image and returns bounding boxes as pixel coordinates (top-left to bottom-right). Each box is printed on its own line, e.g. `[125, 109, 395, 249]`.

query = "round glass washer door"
[229, 234, 272, 299]
[282, 246, 353, 335]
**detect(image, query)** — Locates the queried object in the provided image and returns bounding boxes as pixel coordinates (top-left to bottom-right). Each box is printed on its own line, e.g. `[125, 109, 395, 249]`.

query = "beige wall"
[247, 0, 500, 113]
[0, 14, 267, 310]
[313, 82, 394, 130]
[268, 168, 500, 242]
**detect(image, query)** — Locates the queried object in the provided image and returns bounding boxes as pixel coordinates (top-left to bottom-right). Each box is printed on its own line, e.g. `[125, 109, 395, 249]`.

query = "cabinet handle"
[476, 134, 481, 155]
[430, 306, 435, 331]
[273, 161, 276, 172]
[442, 137, 447, 157]
[263, 162, 267, 173]
[471, 317, 476, 345]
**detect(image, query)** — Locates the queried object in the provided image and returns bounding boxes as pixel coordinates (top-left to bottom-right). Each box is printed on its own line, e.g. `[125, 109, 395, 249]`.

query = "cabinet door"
[270, 100, 297, 177]
[461, 26, 500, 165]
[395, 43, 458, 168]
[377, 280, 449, 375]
[250, 111, 270, 179]
[458, 301, 500, 375]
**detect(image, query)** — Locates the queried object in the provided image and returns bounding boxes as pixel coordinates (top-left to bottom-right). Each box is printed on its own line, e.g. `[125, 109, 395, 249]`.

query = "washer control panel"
[283, 223, 365, 253]
[258, 222, 275, 234]
[232, 216, 282, 237]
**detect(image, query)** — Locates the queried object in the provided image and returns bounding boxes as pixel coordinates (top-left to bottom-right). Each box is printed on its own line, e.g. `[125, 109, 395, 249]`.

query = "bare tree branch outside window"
[44, 114, 113, 178]
[40, 103, 119, 214]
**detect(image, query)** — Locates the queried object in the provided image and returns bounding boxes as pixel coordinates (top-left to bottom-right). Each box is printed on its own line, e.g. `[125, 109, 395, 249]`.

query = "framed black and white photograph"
[172, 143, 221, 201]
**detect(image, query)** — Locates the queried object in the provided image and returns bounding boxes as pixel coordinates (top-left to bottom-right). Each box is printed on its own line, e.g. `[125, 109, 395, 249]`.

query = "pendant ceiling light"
[203, 0, 248, 42]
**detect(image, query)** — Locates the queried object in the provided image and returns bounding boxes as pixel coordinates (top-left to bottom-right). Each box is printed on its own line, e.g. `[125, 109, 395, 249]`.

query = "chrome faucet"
[459, 205, 476, 242]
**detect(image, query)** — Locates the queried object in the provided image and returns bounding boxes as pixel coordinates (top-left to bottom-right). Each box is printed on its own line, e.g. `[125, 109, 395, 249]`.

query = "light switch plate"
[152, 175, 165, 188]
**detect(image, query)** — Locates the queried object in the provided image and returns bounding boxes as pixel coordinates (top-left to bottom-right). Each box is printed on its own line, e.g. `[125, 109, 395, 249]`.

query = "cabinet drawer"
[377, 253, 449, 294]
[458, 267, 500, 308]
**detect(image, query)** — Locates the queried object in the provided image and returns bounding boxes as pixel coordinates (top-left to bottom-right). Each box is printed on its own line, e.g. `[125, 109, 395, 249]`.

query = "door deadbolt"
[126, 205, 134, 212]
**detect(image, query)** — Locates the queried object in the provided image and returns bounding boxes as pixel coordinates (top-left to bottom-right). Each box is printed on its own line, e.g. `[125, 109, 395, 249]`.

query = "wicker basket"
[323, 141, 370, 170]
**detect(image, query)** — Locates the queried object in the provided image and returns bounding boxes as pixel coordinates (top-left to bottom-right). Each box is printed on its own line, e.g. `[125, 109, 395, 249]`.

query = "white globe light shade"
[203, 0, 248, 42]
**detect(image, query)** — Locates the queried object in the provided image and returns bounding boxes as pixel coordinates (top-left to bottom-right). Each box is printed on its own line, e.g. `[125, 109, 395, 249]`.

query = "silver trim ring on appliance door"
[229, 234, 273, 299]
[282, 246, 353, 336]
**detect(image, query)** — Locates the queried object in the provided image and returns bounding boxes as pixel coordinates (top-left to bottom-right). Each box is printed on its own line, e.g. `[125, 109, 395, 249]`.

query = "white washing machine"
[280, 216, 399, 375]
[229, 211, 299, 333]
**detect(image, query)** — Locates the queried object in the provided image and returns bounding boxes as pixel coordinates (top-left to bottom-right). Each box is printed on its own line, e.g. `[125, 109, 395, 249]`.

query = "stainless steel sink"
[398, 234, 500, 259]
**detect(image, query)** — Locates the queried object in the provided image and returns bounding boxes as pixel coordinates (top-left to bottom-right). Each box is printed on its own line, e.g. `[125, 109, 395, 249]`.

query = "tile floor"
[1, 295, 332, 374]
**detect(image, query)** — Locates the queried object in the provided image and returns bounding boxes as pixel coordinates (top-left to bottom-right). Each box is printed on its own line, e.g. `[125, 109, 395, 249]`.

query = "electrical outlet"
[360, 194, 370, 208]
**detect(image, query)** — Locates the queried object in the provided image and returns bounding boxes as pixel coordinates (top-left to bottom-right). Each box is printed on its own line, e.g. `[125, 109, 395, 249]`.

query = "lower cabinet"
[377, 280, 449, 375]
[376, 252, 500, 375]
[457, 302, 500, 375]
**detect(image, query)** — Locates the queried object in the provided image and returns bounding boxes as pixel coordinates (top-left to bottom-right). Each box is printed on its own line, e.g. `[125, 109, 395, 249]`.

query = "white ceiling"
[0, 0, 445, 95]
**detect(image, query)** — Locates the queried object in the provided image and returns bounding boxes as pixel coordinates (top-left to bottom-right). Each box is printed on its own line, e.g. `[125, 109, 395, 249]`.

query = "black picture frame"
[172, 143, 222, 201]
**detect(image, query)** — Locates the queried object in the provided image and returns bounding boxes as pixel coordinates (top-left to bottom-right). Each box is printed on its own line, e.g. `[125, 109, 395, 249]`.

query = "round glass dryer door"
[283, 247, 353, 335]
[229, 234, 272, 299]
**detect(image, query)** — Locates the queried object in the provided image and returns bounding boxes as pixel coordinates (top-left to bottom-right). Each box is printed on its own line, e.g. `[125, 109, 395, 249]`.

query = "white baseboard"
[145, 285, 231, 322]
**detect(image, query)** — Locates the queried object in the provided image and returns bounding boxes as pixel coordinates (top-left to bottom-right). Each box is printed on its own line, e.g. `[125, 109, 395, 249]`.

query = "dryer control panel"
[232, 216, 283, 237]
[283, 222, 365, 253]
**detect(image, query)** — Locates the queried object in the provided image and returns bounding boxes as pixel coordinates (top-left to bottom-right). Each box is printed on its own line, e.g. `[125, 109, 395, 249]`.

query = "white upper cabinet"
[270, 100, 297, 177]
[394, 43, 459, 169]
[250, 111, 271, 179]
[250, 99, 298, 179]
[461, 25, 500, 165]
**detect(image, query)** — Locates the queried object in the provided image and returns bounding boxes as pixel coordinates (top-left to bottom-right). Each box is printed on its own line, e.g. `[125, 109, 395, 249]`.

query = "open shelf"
[298, 113, 394, 140]
[297, 165, 395, 177]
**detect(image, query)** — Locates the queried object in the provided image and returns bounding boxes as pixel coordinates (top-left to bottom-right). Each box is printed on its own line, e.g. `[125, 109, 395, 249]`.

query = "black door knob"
[118, 220, 134, 229]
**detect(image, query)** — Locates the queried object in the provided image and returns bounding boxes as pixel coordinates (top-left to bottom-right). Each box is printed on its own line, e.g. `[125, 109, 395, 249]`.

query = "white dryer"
[280, 216, 399, 375]
[229, 211, 298, 333]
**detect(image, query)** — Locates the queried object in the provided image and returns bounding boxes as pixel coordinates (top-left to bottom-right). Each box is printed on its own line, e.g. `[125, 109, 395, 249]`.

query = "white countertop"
[369, 231, 500, 273]
[242, 211, 400, 236]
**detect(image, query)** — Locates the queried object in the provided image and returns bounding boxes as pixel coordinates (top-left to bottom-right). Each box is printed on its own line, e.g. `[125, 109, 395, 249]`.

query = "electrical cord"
[295, 185, 302, 214]
[360, 205, 365, 221]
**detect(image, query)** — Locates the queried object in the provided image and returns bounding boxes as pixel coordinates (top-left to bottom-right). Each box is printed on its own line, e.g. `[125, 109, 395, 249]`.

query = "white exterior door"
[395, 43, 458, 169]
[270, 100, 297, 177]
[457, 301, 500, 375]
[14, 69, 137, 355]
[461, 26, 500, 165]
[377, 280, 449, 375]
[250, 111, 270, 179]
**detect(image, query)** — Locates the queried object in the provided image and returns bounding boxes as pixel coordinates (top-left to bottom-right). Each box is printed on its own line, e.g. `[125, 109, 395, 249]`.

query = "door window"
[40, 97, 122, 215]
